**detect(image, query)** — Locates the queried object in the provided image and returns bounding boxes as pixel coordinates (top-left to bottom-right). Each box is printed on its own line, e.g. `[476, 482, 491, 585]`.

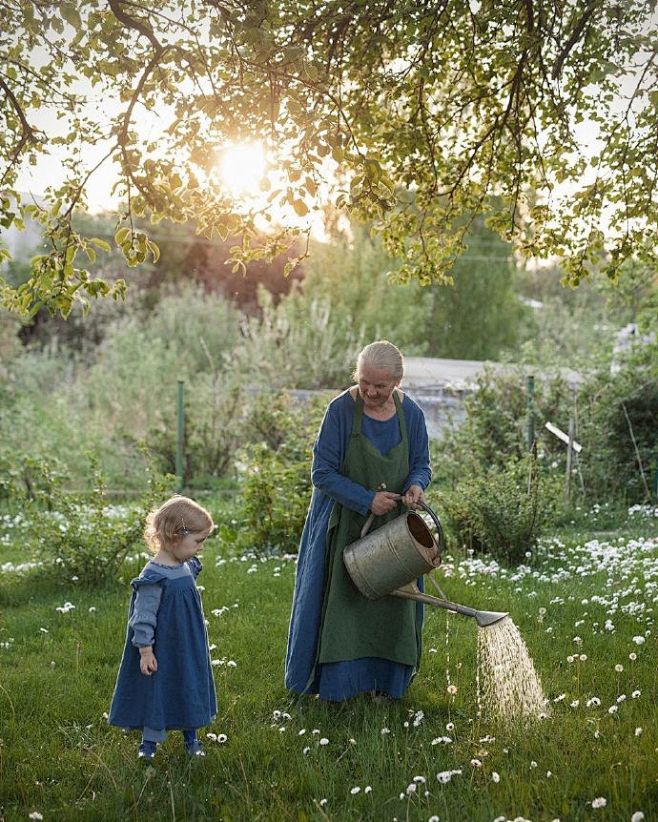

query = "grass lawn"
[1, 516, 657, 821]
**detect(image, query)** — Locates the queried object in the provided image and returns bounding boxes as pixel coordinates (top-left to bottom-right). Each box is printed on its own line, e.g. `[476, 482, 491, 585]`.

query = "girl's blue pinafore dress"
[109, 558, 216, 730]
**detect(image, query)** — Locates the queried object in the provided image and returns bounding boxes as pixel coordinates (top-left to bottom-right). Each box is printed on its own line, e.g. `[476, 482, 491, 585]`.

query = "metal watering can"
[343, 501, 508, 628]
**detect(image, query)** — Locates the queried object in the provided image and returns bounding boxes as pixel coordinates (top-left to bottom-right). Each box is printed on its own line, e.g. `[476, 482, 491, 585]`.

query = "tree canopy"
[1, 0, 657, 316]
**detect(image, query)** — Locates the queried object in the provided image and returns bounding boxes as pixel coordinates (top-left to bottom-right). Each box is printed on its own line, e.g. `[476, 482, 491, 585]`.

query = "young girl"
[109, 495, 216, 759]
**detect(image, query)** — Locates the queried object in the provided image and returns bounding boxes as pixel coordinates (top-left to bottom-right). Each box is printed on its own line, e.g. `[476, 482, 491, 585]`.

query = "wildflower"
[631, 812, 645, 821]
[615, 664, 623, 672]
[29, 814, 43, 821]
[429, 817, 440, 822]
[319, 738, 329, 746]
[632, 690, 641, 698]
[431, 736, 452, 745]
[570, 700, 580, 708]
[350, 787, 361, 795]
[530, 761, 538, 769]
[406, 783, 417, 795]
[447, 684, 457, 695]
[364, 786, 372, 794]
[413, 776, 426, 784]
[546, 771, 552, 778]
[227, 660, 237, 668]
[591, 797, 607, 808]
[553, 693, 566, 702]
[629, 652, 637, 661]
[635, 727, 642, 736]
[319, 799, 327, 807]
[579, 654, 587, 661]
[381, 727, 391, 735]
[349, 738, 356, 745]
[617, 694, 626, 703]
[492, 771, 500, 783]
[436, 769, 461, 783]
[573, 636, 582, 645]
[608, 705, 618, 714]
[567, 655, 575, 663]
[303, 746, 310, 755]
[446, 722, 455, 732]
[632, 636, 645, 645]
[587, 697, 601, 707]
[470, 759, 482, 768]
[298, 729, 306, 736]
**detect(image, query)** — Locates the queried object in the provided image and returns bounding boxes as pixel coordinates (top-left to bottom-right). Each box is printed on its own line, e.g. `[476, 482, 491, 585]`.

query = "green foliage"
[18, 458, 171, 585]
[435, 453, 558, 565]
[231, 286, 366, 389]
[579, 348, 658, 503]
[2, 2, 657, 314]
[229, 393, 328, 555]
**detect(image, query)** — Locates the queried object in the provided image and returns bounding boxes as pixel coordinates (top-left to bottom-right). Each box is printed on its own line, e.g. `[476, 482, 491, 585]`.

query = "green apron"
[317, 392, 421, 667]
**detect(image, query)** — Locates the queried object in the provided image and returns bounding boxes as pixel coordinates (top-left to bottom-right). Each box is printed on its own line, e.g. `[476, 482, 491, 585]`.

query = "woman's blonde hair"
[144, 496, 214, 554]
[354, 340, 404, 382]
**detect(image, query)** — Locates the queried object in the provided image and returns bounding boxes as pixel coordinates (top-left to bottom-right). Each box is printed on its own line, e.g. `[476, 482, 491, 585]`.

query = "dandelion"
[227, 660, 237, 668]
[312, 728, 320, 735]
[429, 817, 440, 822]
[446, 722, 455, 732]
[350, 787, 361, 795]
[635, 727, 642, 736]
[546, 771, 552, 778]
[381, 727, 391, 735]
[364, 786, 372, 794]
[631, 812, 645, 821]
[319, 737, 329, 746]
[29, 813, 43, 820]
[608, 705, 618, 715]
[406, 783, 417, 795]
[629, 652, 637, 661]
[615, 664, 624, 672]
[298, 729, 306, 736]
[470, 759, 482, 768]
[591, 797, 607, 808]
[632, 690, 641, 698]
[587, 697, 601, 707]
[571, 700, 580, 708]
[319, 799, 327, 807]
[303, 746, 310, 755]
[530, 761, 538, 769]
[632, 636, 645, 645]
[447, 684, 458, 695]
[492, 771, 500, 783]
[579, 654, 587, 661]
[431, 736, 453, 745]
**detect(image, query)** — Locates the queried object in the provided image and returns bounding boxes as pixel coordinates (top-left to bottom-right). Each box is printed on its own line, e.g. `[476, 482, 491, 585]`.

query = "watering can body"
[344, 502, 508, 628]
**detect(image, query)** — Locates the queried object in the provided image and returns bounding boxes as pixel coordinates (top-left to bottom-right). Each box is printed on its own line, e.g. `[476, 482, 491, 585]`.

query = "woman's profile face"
[357, 364, 399, 411]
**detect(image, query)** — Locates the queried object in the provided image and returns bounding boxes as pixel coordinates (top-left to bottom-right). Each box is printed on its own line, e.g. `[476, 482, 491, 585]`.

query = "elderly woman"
[285, 340, 432, 701]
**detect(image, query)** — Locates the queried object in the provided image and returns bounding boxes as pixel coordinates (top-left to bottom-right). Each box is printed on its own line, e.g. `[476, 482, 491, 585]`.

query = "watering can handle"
[360, 499, 445, 551]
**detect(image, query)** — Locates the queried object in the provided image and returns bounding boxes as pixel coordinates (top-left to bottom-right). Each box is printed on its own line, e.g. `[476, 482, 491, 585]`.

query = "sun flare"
[217, 142, 266, 197]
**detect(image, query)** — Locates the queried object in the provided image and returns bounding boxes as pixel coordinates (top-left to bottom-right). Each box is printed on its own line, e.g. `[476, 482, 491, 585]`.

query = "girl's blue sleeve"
[311, 399, 375, 516]
[403, 401, 432, 492]
[129, 584, 163, 647]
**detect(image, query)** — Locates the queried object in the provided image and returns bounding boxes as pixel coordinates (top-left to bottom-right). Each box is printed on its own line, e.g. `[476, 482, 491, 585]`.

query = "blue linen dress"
[109, 557, 217, 730]
[285, 389, 432, 700]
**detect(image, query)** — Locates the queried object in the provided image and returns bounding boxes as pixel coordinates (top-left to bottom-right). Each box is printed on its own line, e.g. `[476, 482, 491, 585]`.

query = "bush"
[226, 393, 329, 555]
[22, 458, 171, 585]
[435, 452, 559, 565]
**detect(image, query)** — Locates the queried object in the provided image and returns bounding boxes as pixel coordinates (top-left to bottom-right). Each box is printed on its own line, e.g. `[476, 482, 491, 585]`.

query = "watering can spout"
[391, 585, 508, 628]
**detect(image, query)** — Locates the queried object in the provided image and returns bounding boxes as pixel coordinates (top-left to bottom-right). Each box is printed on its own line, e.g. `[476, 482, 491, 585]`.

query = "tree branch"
[551, 1, 600, 80]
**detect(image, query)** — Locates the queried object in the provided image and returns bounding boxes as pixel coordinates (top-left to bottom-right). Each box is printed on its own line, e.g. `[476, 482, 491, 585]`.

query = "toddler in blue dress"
[109, 495, 217, 759]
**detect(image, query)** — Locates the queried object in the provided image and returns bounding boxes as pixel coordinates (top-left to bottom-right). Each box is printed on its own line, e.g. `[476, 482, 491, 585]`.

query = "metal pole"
[176, 380, 185, 494]
[526, 374, 535, 451]
[564, 416, 575, 504]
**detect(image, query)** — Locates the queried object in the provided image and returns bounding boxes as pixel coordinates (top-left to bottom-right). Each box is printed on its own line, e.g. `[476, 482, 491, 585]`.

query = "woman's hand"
[401, 484, 424, 509]
[371, 491, 400, 515]
[139, 647, 158, 676]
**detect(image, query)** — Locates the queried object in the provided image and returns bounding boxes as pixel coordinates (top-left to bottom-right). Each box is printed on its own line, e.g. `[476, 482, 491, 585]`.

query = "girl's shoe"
[138, 741, 157, 760]
[185, 739, 205, 757]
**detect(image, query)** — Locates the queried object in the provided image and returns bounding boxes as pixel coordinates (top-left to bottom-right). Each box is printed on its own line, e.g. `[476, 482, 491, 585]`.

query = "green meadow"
[1, 518, 657, 822]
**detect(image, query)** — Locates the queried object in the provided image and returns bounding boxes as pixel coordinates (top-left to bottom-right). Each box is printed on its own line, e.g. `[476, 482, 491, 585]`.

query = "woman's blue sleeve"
[311, 400, 375, 516]
[404, 402, 432, 492]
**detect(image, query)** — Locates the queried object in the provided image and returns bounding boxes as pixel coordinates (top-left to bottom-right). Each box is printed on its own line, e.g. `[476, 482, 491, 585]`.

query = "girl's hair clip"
[178, 527, 190, 536]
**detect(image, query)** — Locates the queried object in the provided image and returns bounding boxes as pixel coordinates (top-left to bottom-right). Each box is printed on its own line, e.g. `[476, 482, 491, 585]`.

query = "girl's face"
[170, 528, 212, 563]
